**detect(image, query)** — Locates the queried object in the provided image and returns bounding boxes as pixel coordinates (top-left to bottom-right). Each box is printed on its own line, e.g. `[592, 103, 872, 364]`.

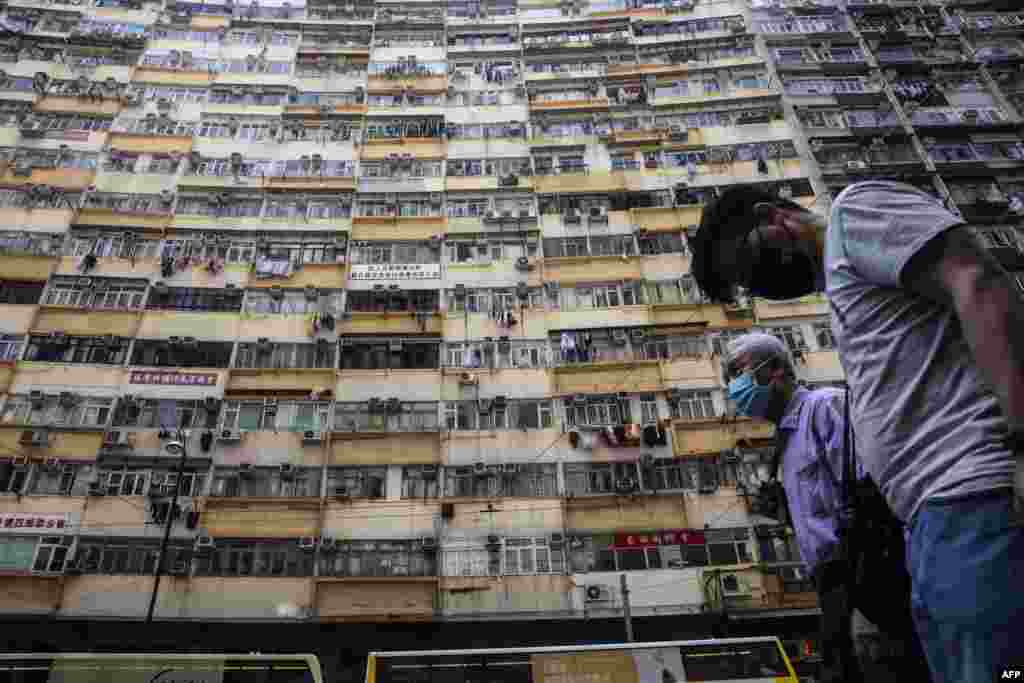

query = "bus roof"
[0, 654, 319, 661]
[370, 638, 782, 658]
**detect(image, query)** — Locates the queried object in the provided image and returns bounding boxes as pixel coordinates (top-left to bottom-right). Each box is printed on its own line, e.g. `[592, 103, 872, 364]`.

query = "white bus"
[367, 638, 798, 683]
[0, 653, 323, 683]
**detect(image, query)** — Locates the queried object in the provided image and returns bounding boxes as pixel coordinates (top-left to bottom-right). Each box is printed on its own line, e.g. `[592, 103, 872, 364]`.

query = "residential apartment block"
[0, 0, 1021, 670]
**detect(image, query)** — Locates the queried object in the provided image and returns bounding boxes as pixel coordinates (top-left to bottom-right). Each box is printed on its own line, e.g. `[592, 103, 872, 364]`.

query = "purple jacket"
[778, 387, 865, 573]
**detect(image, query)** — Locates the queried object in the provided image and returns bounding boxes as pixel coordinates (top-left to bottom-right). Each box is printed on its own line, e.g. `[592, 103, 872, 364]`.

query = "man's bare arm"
[903, 225, 1024, 434]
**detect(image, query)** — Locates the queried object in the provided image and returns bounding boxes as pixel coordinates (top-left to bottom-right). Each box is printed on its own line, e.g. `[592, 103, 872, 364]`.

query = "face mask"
[727, 358, 775, 419]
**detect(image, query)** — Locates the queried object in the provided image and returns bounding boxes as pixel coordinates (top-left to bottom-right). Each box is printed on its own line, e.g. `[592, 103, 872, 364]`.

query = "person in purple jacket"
[724, 332, 930, 683]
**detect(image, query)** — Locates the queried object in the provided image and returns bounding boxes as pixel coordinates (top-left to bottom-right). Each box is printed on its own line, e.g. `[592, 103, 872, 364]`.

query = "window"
[195, 540, 313, 577]
[0, 281, 44, 305]
[31, 536, 72, 573]
[339, 339, 440, 370]
[443, 547, 499, 577]
[670, 390, 716, 421]
[638, 396, 659, 425]
[564, 462, 640, 495]
[444, 464, 557, 497]
[146, 287, 244, 313]
[402, 465, 440, 498]
[813, 322, 836, 350]
[0, 462, 29, 493]
[646, 457, 696, 491]
[326, 466, 386, 498]
[25, 335, 127, 365]
[43, 279, 146, 309]
[706, 528, 753, 566]
[563, 397, 629, 427]
[768, 326, 808, 353]
[235, 342, 336, 369]
[28, 462, 81, 495]
[503, 537, 564, 575]
[319, 539, 437, 577]
[210, 466, 317, 498]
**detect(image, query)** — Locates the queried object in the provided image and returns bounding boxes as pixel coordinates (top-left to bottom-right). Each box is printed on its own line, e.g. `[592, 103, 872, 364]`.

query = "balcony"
[77, 192, 174, 228]
[906, 106, 1011, 130]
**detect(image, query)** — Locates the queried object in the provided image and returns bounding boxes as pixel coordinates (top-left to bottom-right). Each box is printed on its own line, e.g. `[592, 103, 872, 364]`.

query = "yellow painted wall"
[137, 311, 240, 340]
[0, 305, 38, 334]
[238, 314, 320, 340]
[105, 134, 194, 155]
[340, 313, 442, 336]
[334, 369, 441, 402]
[247, 264, 347, 290]
[546, 307, 652, 331]
[441, 574, 570, 614]
[442, 368, 553, 401]
[316, 578, 436, 620]
[0, 494, 83, 516]
[0, 576, 61, 613]
[553, 361, 663, 394]
[74, 210, 171, 230]
[441, 311, 548, 340]
[661, 356, 718, 390]
[641, 253, 690, 280]
[0, 208, 74, 232]
[0, 255, 57, 282]
[330, 433, 441, 465]
[360, 140, 446, 160]
[672, 420, 774, 456]
[543, 257, 642, 285]
[349, 218, 446, 241]
[446, 498, 564, 533]
[34, 308, 139, 337]
[79, 496, 146, 531]
[216, 430, 326, 468]
[650, 304, 733, 328]
[12, 363, 126, 391]
[227, 368, 337, 393]
[753, 294, 829, 319]
[323, 500, 439, 539]
[441, 427, 561, 466]
[202, 500, 320, 537]
[532, 172, 626, 195]
[0, 167, 94, 191]
[93, 173, 178, 196]
[631, 206, 702, 232]
[566, 495, 688, 532]
[54, 256, 158, 279]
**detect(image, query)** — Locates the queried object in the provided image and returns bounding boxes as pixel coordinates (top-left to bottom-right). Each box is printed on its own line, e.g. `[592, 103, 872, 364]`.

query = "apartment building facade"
[0, 0, 1021, 671]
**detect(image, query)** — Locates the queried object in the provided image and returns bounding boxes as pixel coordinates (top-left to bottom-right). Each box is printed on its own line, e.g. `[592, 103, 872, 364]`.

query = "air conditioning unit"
[87, 480, 104, 496]
[477, 398, 493, 413]
[611, 329, 628, 345]
[615, 477, 638, 494]
[59, 392, 78, 408]
[77, 278, 93, 288]
[298, 536, 317, 550]
[421, 537, 438, 552]
[219, 428, 241, 442]
[421, 464, 438, 479]
[279, 463, 295, 477]
[669, 124, 688, 140]
[630, 329, 646, 341]
[29, 390, 45, 408]
[194, 536, 215, 552]
[168, 560, 190, 577]
[204, 396, 221, 412]
[320, 536, 337, 552]
[302, 430, 324, 443]
[721, 573, 752, 597]
[501, 463, 518, 474]
[846, 160, 869, 172]
[514, 256, 533, 272]
[459, 372, 477, 385]
[549, 533, 565, 547]
[473, 461, 488, 475]
[585, 584, 612, 602]
[43, 457, 61, 470]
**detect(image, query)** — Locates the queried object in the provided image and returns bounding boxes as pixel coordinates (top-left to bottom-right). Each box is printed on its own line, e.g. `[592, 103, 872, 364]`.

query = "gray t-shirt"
[825, 180, 1014, 523]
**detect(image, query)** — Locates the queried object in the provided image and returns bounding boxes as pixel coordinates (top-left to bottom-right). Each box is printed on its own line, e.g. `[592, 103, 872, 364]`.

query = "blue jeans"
[906, 489, 1023, 682]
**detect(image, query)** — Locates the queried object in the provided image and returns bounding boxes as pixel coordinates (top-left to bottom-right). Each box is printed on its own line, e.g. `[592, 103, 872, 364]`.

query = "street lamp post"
[146, 431, 188, 624]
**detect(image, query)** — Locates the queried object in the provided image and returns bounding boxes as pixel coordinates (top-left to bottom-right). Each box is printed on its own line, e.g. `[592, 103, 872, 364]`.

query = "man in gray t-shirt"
[689, 181, 1024, 683]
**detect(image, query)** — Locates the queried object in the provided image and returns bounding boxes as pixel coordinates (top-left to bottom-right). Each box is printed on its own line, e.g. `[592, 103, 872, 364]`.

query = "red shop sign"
[614, 529, 705, 548]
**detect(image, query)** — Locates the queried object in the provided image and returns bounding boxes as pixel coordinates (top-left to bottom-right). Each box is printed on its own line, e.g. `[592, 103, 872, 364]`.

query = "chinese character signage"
[129, 371, 218, 386]
[349, 264, 441, 281]
[614, 529, 706, 548]
[0, 513, 68, 533]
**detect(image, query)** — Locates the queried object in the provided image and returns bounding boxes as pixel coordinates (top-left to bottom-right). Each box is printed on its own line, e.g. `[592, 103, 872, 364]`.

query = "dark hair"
[691, 185, 808, 302]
